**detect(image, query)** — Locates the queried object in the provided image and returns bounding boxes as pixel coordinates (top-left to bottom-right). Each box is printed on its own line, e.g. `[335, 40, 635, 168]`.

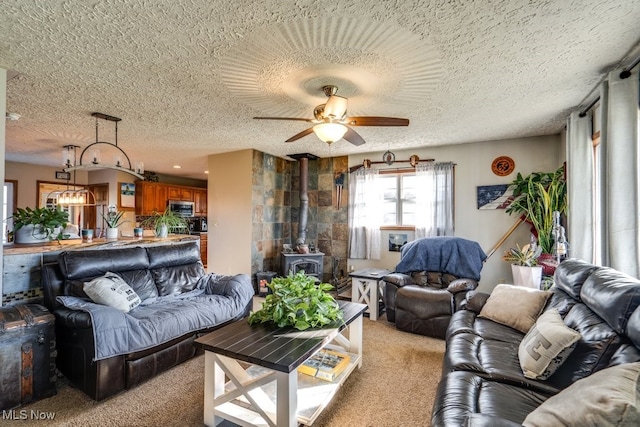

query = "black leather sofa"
[41, 242, 253, 401]
[431, 258, 640, 426]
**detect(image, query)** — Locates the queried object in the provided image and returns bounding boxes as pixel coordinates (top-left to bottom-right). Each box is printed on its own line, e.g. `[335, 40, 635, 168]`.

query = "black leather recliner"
[383, 271, 478, 338]
[382, 237, 485, 338]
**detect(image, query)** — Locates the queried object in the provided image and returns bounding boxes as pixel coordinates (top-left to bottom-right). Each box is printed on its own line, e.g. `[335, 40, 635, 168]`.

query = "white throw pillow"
[83, 272, 141, 312]
[518, 308, 581, 379]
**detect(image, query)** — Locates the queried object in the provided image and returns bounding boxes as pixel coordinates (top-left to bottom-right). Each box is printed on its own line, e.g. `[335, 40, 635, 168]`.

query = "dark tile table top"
[195, 300, 366, 373]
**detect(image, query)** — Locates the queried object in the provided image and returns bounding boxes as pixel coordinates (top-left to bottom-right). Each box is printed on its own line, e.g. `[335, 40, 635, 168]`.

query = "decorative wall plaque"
[491, 156, 515, 176]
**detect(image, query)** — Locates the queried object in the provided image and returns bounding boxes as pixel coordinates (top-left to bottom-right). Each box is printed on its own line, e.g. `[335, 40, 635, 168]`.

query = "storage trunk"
[0, 304, 56, 410]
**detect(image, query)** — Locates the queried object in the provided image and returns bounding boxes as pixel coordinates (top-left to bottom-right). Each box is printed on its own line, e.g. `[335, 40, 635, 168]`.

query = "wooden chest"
[0, 304, 56, 410]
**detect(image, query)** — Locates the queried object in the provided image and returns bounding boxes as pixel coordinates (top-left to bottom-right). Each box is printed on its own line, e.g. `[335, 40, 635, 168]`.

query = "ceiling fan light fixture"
[313, 122, 348, 144]
[324, 95, 348, 119]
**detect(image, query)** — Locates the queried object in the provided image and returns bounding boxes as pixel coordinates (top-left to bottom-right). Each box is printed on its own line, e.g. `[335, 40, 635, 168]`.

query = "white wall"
[207, 150, 253, 275]
[348, 135, 562, 292]
[1, 68, 6, 305]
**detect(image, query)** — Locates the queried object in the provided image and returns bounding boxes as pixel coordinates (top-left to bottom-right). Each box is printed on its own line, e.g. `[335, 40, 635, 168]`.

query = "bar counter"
[4, 234, 200, 255]
[2, 234, 200, 305]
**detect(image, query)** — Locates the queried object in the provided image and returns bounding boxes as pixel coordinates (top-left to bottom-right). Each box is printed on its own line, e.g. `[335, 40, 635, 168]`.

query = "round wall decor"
[491, 156, 515, 176]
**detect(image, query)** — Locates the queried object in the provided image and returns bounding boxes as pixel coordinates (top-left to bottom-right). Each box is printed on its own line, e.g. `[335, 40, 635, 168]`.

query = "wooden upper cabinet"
[168, 186, 194, 201]
[136, 182, 168, 215]
[194, 188, 207, 216]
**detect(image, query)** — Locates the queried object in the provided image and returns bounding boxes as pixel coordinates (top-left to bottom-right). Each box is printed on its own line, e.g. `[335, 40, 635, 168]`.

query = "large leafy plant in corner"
[506, 166, 567, 254]
[248, 272, 343, 330]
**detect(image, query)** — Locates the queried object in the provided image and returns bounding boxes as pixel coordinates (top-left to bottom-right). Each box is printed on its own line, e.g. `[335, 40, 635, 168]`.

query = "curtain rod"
[349, 158, 434, 173]
[579, 54, 640, 117]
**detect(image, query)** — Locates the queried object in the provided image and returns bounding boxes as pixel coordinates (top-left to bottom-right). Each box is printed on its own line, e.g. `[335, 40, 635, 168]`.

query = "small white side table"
[349, 268, 391, 321]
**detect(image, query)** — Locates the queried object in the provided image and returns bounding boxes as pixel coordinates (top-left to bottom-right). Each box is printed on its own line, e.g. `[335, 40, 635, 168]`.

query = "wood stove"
[281, 252, 324, 279]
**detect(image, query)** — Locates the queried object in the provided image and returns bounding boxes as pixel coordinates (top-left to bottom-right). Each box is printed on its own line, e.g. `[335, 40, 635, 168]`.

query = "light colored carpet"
[17, 314, 445, 427]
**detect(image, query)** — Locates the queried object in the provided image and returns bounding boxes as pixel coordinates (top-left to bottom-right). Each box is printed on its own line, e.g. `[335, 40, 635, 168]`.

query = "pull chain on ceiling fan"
[254, 85, 409, 146]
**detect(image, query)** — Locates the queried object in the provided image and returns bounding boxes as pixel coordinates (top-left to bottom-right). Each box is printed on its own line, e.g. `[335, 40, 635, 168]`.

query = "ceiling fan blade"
[343, 127, 366, 146]
[285, 127, 314, 142]
[344, 116, 410, 126]
[254, 117, 314, 122]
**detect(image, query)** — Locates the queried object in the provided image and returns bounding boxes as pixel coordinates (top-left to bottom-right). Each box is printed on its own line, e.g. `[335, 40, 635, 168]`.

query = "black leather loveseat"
[431, 258, 640, 426]
[41, 242, 254, 401]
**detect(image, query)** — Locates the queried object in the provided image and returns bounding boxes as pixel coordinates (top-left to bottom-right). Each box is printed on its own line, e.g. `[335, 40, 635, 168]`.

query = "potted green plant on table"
[140, 207, 189, 238]
[506, 165, 567, 274]
[11, 206, 69, 244]
[503, 243, 543, 289]
[101, 205, 129, 239]
[248, 272, 343, 331]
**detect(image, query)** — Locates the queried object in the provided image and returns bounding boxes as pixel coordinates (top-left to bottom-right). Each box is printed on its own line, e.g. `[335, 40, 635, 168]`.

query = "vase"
[155, 224, 168, 238]
[511, 265, 543, 289]
[106, 227, 119, 239]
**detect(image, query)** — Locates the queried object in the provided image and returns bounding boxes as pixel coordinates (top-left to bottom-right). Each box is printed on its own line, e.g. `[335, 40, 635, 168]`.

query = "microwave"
[168, 200, 195, 217]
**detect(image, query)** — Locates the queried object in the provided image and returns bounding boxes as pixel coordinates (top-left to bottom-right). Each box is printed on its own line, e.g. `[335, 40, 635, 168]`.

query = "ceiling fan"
[253, 85, 409, 146]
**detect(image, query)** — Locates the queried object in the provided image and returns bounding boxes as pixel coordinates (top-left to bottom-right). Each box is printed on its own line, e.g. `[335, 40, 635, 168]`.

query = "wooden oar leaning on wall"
[485, 217, 525, 260]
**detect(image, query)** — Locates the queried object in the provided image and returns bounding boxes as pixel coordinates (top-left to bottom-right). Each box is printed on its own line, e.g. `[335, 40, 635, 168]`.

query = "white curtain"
[348, 167, 382, 259]
[414, 162, 454, 238]
[599, 68, 640, 276]
[566, 111, 595, 263]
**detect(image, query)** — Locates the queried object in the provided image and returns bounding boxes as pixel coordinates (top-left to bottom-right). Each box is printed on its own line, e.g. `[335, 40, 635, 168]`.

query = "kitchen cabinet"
[194, 188, 207, 216]
[168, 186, 194, 201]
[135, 182, 168, 216]
[200, 233, 207, 267]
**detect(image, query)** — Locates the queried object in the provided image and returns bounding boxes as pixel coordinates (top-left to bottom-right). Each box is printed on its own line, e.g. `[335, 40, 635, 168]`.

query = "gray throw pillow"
[523, 362, 640, 427]
[518, 308, 581, 379]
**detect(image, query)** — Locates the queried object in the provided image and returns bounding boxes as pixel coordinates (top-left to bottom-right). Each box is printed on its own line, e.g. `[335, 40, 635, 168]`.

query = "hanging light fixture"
[63, 112, 145, 179]
[312, 122, 348, 145]
[49, 145, 97, 206]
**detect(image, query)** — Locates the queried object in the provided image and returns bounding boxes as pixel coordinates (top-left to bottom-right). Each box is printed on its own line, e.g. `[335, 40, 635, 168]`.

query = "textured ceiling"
[2, 0, 640, 179]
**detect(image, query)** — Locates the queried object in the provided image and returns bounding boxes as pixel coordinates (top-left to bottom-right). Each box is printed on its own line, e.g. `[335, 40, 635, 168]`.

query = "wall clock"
[491, 156, 515, 176]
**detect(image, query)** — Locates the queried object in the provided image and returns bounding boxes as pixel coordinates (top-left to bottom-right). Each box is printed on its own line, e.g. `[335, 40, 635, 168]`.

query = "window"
[380, 173, 417, 226]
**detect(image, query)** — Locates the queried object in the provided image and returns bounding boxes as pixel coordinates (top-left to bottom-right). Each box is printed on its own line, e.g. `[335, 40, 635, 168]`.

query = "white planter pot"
[106, 227, 119, 239]
[14, 224, 49, 244]
[155, 224, 169, 238]
[511, 265, 543, 289]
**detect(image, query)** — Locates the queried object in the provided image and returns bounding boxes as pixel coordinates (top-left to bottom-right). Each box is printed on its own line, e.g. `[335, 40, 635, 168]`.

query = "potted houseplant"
[101, 206, 129, 239]
[140, 207, 189, 238]
[11, 206, 69, 244]
[248, 272, 343, 331]
[503, 243, 543, 288]
[505, 165, 567, 273]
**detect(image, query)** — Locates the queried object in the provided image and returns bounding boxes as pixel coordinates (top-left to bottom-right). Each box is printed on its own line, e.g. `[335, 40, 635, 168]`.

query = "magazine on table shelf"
[298, 349, 350, 382]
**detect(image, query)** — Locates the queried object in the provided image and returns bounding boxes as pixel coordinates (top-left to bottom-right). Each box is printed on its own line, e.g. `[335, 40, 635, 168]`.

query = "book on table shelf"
[298, 349, 350, 382]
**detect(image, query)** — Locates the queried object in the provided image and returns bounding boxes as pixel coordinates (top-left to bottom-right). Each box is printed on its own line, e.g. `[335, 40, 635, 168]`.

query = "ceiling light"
[312, 123, 348, 145]
[63, 112, 145, 180]
[173, 165, 181, 169]
[204, 170, 209, 174]
[5, 112, 21, 121]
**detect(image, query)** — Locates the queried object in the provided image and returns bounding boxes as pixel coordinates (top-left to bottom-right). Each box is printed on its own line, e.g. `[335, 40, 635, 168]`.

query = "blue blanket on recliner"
[394, 237, 487, 281]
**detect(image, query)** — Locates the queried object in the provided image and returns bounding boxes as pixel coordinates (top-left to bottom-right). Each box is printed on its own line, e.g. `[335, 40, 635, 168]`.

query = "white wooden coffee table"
[195, 301, 367, 427]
